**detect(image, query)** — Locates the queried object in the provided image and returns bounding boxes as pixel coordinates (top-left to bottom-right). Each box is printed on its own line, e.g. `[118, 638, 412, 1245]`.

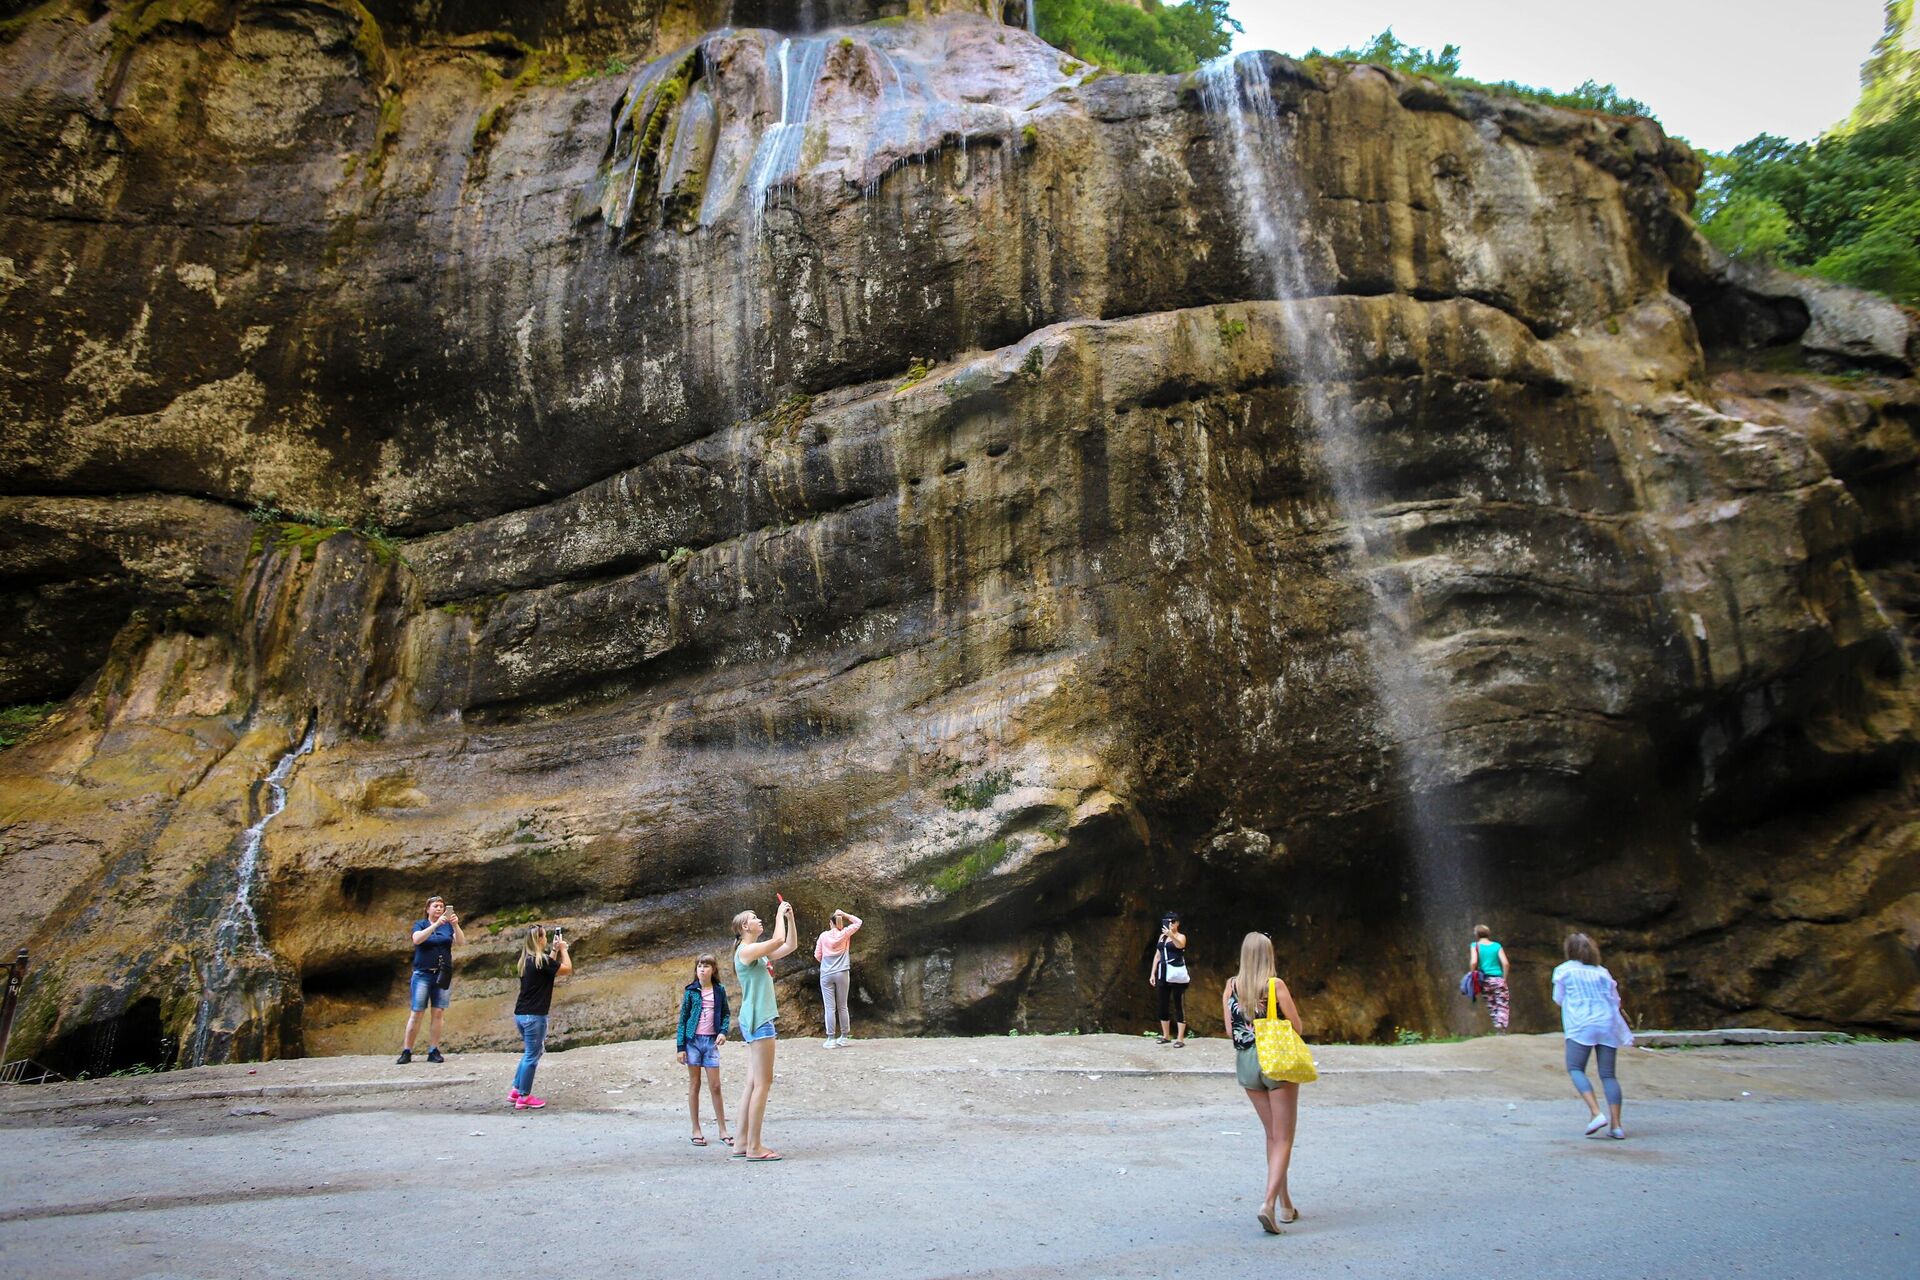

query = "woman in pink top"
[814, 908, 863, 1047]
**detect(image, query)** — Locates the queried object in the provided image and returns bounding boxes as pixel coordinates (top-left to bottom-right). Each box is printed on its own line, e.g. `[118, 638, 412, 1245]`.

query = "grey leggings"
[1565, 1040, 1622, 1107]
[821, 969, 850, 1037]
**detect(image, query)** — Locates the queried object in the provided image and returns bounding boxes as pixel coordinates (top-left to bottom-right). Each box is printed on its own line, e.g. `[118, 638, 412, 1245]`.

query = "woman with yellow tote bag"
[1221, 932, 1313, 1235]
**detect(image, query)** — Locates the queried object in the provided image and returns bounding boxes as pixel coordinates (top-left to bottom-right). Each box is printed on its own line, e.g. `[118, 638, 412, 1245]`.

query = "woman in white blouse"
[1552, 932, 1634, 1140]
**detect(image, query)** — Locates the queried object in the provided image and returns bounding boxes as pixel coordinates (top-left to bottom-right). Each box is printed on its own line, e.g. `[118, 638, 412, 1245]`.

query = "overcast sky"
[1227, 1, 1887, 152]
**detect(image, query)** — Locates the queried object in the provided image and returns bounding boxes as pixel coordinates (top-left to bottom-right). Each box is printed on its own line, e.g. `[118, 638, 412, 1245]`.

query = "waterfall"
[1026, 1, 1039, 38]
[743, 35, 830, 227]
[1197, 55, 1482, 1024]
[186, 720, 316, 1066]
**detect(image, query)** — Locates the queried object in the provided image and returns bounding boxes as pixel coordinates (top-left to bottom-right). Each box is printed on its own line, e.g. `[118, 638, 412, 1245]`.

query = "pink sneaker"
[515, 1094, 547, 1110]
[508, 1088, 522, 1106]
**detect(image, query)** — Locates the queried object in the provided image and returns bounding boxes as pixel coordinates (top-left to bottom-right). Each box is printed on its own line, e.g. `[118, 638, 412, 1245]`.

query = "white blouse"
[1551, 961, 1634, 1047]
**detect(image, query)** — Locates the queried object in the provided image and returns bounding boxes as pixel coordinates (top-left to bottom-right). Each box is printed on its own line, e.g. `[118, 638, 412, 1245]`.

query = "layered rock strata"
[0, 0, 1915, 1069]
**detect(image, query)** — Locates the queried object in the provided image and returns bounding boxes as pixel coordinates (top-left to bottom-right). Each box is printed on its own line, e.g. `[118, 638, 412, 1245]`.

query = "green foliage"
[1699, 39, 1920, 307]
[0, 702, 58, 751]
[1393, 1026, 1425, 1046]
[1037, 0, 1240, 76]
[927, 838, 1012, 894]
[770, 392, 813, 438]
[487, 904, 542, 936]
[1849, 0, 1918, 130]
[941, 768, 1013, 812]
[662, 545, 692, 569]
[1216, 311, 1247, 343]
[1019, 346, 1044, 380]
[1310, 28, 1652, 119]
[897, 357, 934, 390]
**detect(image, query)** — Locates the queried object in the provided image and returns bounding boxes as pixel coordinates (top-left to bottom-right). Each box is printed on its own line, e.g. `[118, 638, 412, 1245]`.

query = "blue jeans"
[513, 1014, 548, 1094]
[741, 1019, 776, 1042]
[1566, 1040, 1622, 1107]
[410, 970, 450, 1012]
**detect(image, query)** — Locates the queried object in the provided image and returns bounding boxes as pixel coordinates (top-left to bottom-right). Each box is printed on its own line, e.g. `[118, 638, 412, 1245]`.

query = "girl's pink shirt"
[814, 920, 862, 961]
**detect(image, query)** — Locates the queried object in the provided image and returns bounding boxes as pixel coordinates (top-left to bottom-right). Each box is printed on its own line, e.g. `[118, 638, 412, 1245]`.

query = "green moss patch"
[0, 702, 59, 751]
[942, 768, 1013, 812]
[925, 838, 1012, 895]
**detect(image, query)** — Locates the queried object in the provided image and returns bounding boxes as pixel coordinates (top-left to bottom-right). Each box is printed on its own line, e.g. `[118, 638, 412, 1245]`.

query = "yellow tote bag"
[1253, 976, 1318, 1083]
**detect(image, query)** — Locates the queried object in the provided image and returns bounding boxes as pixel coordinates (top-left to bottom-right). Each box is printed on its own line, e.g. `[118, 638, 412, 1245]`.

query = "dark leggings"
[1157, 979, 1186, 1025]
[1565, 1040, 1622, 1107]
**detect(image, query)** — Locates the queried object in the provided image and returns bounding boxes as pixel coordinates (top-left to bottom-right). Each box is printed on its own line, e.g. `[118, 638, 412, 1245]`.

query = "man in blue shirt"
[398, 896, 465, 1064]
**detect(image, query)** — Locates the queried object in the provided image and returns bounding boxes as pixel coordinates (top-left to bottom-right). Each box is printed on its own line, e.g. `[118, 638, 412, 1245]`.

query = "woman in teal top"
[731, 897, 797, 1160]
[1468, 924, 1511, 1031]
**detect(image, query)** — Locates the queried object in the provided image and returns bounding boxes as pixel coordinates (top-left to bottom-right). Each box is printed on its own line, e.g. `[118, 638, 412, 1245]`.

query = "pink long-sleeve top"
[814, 916, 863, 974]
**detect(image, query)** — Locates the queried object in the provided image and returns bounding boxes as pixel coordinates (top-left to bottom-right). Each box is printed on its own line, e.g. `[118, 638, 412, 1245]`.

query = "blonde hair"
[518, 926, 552, 973]
[732, 910, 755, 940]
[1234, 932, 1277, 1017]
[1564, 932, 1602, 966]
[1474, 924, 1491, 939]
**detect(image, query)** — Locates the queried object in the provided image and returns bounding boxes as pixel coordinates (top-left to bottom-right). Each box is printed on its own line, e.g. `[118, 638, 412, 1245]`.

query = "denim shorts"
[409, 970, 450, 1012]
[740, 1019, 777, 1043]
[683, 1033, 722, 1068]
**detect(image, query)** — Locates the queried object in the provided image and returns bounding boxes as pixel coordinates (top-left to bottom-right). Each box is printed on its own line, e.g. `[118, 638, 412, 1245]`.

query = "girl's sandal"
[690, 1135, 708, 1146]
[720, 1134, 734, 1146]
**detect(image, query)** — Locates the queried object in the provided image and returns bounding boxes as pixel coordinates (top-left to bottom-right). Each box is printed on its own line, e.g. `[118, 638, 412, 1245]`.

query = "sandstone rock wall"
[0, 1, 1914, 1070]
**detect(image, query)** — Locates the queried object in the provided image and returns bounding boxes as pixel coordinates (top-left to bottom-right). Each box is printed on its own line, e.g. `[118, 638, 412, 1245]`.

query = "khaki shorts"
[1236, 1044, 1286, 1091]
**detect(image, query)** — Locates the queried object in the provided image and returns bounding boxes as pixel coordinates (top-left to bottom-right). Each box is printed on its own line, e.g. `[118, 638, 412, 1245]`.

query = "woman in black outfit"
[509, 925, 572, 1110]
[1149, 911, 1191, 1046]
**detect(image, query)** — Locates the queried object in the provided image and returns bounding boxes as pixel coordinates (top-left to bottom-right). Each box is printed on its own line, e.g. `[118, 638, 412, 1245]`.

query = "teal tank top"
[1477, 940, 1504, 977]
[735, 946, 777, 1031]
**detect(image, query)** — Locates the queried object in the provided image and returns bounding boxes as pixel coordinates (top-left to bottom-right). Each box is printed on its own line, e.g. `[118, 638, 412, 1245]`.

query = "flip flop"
[747, 1151, 784, 1161]
[730, 1149, 749, 1159]
[1257, 1209, 1280, 1235]
[690, 1136, 708, 1146]
[720, 1135, 735, 1146]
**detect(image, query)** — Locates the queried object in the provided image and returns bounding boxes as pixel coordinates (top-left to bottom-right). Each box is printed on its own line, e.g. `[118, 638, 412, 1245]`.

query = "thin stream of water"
[1197, 55, 1482, 1021]
[186, 721, 316, 1066]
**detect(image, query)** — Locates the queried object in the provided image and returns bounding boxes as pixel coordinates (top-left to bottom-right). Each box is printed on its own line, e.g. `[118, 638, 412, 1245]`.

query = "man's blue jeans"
[513, 1014, 548, 1094]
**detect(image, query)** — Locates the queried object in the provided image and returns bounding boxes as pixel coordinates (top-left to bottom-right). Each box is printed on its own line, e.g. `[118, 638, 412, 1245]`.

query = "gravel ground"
[0, 1034, 1915, 1279]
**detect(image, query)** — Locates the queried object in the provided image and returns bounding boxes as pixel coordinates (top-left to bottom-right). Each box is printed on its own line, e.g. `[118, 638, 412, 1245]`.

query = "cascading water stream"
[1198, 55, 1483, 1026]
[186, 720, 316, 1066]
[1026, 1, 1039, 38]
[743, 35, 830, 229]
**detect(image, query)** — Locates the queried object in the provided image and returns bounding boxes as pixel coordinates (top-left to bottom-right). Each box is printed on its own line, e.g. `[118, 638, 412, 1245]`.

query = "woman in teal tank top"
[1467, 924, 1511, 1031]
[732, 898, 797, 1160]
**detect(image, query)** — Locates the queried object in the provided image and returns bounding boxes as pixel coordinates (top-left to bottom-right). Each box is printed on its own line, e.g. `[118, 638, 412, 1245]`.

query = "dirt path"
[1, 1035, 1916, 1278]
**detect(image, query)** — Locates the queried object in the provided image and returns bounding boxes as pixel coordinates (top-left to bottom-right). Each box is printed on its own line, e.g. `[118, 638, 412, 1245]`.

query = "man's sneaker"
[426, 1047, 445, 1063]
[515, 1094, 547, 1109]
[396, 1048, 413, 1065]
[836, 1036, 853, 1047]
[823, 1037, 838, 1048]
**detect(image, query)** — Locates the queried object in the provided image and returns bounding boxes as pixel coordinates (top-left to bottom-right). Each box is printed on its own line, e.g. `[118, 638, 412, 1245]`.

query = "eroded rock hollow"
[2, 0, 1916, 1070]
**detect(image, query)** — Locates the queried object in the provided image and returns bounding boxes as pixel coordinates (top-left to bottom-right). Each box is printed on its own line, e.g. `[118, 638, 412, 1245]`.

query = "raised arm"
[554, 937, 572, 977]
[771, 902, 799, 960]
[411, 921, 436, 944]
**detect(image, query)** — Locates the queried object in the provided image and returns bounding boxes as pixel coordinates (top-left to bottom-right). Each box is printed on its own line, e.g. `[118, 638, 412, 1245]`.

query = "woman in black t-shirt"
[509, 925, 572, 1110]
[1149, 910, 1191, 1046]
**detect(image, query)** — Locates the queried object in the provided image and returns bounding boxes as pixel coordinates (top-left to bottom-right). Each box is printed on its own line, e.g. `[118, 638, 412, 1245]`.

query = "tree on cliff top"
[1699, 1, 1920, 305]
[1304, 28, 1653, 120]
[1037, 0, 1240, 75]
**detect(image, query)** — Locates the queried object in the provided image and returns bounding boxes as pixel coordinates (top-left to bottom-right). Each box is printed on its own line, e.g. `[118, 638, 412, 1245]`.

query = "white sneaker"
[1584, 1114, 1608, 1136]
[836, 1035, 852, 1046]
[823, 1037, 838, 1048]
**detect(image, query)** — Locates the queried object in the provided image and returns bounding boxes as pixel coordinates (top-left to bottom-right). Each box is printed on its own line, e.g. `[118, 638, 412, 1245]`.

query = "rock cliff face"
[2, 0, 1916, 1071]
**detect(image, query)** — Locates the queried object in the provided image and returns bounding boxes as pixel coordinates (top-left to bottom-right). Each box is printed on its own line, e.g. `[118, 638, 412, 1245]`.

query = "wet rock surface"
[0, 2, 1916, 1067]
